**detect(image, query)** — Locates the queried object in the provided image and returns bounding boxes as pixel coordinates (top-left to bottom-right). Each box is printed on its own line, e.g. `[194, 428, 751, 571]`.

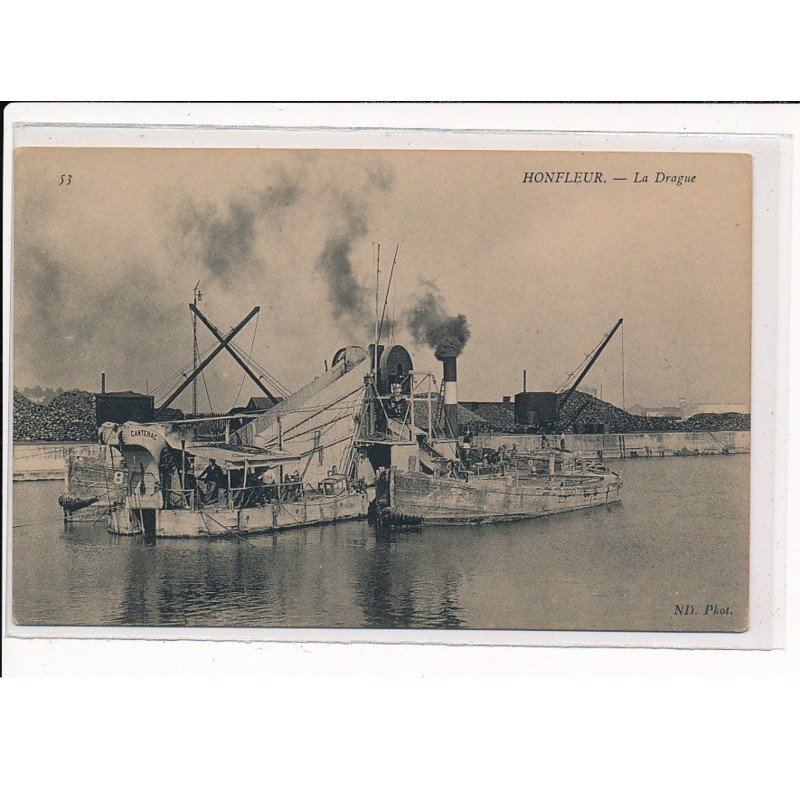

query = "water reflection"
[12, 455, 750, 631]
[355, 535, 465, 628]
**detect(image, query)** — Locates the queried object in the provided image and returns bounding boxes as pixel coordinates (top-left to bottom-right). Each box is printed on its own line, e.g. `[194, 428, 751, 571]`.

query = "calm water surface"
[12, 455, 749, 631]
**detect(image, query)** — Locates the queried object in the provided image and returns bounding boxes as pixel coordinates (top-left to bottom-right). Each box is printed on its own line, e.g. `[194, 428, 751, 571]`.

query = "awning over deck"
[187, 443, 302, 470]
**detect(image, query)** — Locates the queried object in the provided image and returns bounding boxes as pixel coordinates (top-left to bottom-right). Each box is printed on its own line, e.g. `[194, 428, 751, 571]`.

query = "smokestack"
[101, 372, 106, 394]
[523, 369, 527, 393]
[442, 355, 460, 437]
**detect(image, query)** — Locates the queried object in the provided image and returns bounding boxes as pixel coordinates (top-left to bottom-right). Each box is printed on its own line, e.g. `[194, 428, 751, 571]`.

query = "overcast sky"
[13, 148, 751, 411]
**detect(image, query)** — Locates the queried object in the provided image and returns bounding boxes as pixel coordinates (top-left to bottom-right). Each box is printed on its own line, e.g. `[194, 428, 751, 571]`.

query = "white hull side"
[109, 491, 372, 538]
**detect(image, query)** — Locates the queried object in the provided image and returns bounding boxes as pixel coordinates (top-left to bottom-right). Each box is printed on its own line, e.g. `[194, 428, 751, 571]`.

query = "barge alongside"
[354, 344, 623, 529]
[375, 454, 622, 528]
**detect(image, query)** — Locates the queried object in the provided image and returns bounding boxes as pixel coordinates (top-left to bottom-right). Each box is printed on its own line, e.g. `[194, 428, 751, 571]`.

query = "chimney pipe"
[101, 372, 106, 394]
[442, 356, 460, 437]
[523, 369, 527, 393]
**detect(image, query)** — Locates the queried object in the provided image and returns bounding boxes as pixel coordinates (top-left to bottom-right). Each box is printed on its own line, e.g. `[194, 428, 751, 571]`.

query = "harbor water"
[11, 455, 749, 632]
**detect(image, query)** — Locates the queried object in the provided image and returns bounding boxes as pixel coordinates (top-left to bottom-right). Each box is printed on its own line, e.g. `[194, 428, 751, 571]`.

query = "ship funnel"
[441, 355, 460, 437]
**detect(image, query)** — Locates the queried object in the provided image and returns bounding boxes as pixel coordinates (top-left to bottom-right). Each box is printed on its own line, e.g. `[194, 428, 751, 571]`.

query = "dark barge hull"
[377, 468, 622, 528]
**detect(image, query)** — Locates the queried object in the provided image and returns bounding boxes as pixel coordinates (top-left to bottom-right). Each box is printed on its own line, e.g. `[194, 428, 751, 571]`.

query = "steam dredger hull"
[379, 469, 622, 527]
[109, 491, 371, 538]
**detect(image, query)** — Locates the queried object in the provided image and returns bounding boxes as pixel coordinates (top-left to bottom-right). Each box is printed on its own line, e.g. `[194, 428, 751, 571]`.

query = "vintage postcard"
[4, 119, 783, 646]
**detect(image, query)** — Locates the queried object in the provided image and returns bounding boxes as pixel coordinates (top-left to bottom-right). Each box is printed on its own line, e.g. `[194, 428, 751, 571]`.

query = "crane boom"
[157, 306, 259, 412]
[190, 303, 279, 403]
[558, 318, 623, 411]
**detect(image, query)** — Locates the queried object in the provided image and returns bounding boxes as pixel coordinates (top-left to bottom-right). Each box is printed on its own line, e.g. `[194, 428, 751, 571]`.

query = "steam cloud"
[406, 279, 471, 360]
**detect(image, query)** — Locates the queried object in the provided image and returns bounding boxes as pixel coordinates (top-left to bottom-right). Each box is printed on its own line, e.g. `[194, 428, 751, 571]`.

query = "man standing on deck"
[199, 458, 225, 504]
[461, 427, 473, 466]
[262, 469, 277, 503]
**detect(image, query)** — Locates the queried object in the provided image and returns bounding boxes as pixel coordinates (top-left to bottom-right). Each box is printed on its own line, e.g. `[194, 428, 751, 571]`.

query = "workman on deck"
[288, 470, 302, 500]
[461, 428, 473, 465]
[183, 470, 198, 507]
[237, 470, 265, 508]
[262, 470, 277, 502]
[199, 458, 226, 504]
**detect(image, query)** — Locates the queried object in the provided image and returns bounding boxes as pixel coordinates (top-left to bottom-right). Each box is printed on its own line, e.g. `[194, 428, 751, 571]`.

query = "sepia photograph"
[9, 143, 756, 633]
[1, 6, 798, 791]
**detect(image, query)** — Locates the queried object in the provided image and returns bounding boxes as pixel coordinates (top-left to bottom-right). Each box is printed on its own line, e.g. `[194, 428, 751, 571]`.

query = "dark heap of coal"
[13, 390, 97, 442]
[558, 391, 750, 434]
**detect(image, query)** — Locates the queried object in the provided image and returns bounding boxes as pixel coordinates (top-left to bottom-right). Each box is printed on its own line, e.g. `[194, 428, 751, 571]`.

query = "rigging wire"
[151, 340, 219, 400]
[554, 326, 615, 394]
[231, 311, 260, 409]
[376, 244, 399, 346]
[227, 347, 290, 398]
[150, 310, 296, 409]
[200, 365, 214, 415]
[226, 341, 292, 397]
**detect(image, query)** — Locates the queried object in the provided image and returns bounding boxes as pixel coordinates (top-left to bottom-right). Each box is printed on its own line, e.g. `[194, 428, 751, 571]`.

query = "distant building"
[628, 404, 681, 418]
[227, 396, 282, 433]
[680, 401, 749, 419]
[245, 396, 281, 413]
[95, 390, 155, 425]
[645, 406, 681, 418]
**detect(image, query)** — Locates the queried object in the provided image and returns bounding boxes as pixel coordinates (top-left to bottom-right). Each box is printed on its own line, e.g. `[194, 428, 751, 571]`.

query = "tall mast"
[373, 244, 380, 373]
[192, 281, 201, 417]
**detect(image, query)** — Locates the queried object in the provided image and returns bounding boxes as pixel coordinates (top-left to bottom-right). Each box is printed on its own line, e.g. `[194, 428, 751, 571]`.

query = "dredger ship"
[358, 344, 622, 529]
[62, 300, 622, 538]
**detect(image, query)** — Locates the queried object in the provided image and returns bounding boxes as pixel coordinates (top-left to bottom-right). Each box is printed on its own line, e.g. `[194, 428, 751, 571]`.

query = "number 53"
[59, 174, 72, 185]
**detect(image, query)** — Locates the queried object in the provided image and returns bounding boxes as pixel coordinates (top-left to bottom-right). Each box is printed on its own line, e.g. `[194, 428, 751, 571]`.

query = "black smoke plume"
[406, 279, 471, 360]
[14, 156, 395, 396]
[180, 162, 392, 341]
[314, 202, 370, 338]
[179, 173, 301, 280]
[13, 243, 179, 389]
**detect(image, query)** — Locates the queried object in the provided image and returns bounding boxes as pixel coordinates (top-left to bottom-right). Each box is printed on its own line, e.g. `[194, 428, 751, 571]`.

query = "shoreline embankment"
[12, 430, 750, 482]
[13, 442, 103, 481]
[475, 430, 749, 459]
